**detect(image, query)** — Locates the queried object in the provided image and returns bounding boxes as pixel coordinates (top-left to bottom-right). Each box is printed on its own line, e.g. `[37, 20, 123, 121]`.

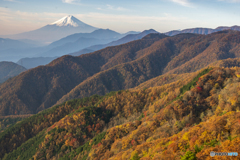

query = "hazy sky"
[0, 0, 240, 35]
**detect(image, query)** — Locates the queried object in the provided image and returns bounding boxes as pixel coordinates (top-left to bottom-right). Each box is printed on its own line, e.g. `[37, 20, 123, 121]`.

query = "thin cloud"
[75, 12, 202, 32]
[62, 0, 75, 3]
[97, 4, 129, 11]
[0, 7, 68, 34]
[170, 0, 193, 7]
[62, 0, 82, 5]
[106, 4, 114, 10]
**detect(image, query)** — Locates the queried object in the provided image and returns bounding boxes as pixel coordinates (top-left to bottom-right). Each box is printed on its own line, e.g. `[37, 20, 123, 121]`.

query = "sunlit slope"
[2, 67, 240, 159]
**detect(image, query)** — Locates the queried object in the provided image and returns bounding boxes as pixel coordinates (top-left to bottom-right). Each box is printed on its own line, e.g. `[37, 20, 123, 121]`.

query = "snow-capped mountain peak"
[51, 15, 83, 27]
[6, 15, 98, 43]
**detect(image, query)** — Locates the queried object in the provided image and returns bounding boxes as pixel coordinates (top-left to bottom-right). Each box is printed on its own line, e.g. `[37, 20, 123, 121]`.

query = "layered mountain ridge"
[15, 29, 157, 69]
[165, 25, 240, 36]
[1, 30, 240, 116]
[70, 29, 159, 56]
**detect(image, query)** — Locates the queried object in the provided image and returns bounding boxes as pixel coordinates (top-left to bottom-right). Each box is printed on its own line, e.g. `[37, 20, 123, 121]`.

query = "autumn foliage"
[2, 66, 240, 160]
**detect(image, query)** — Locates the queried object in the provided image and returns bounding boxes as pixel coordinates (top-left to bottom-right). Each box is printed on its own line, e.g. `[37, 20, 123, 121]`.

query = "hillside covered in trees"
[1, 30, 240, 159]
[1, 30, 240, 116]
[1, 66, 240, 159]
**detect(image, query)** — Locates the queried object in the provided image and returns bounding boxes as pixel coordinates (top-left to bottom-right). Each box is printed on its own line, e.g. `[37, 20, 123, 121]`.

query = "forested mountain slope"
[1, 67, 240, 159]
[57, 31, 240, 105]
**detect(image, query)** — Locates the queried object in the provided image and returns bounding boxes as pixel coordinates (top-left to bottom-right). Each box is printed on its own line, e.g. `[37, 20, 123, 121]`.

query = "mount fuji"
[5, 15, 98, 43]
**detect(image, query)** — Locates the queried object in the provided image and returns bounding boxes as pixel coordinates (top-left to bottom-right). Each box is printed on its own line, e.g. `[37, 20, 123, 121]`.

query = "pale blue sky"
[0, 0, 240, 35]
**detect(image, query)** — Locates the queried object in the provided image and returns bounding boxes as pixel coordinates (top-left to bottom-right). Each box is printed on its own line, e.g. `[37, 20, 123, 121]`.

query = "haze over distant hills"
[0, 38, 40, 51]
[0, 61, 26, 84]
[70, 29, 159, 56]
[2, 14, 240, 44]
[1, 14, 239, 64]
[15, 29, 139, 69]
[1, 28, 133, 63]
[165, 25, 240, 36]
[0, 38, 45, 63]
[48, 29, 122, 48]
[3, 15, 98, 43]
[1, 15, 240, 71]
[16, 29, 157, 69]
[36, 29, 125, 57]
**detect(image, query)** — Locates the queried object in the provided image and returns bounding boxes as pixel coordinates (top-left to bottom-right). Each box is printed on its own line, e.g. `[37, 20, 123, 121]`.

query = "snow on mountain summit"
[6, 15, 98, 43]
[51, 15, 85, 27]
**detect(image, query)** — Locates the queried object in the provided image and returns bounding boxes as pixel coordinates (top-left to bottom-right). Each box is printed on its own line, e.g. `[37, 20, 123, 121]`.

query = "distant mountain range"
[0, 61, 26, 84]
[15, 29, 141, 68]
[165, 25, 240, 36]
[16, 29, 156, 69]
[1, 30, 240, 116]
[3, 15, 98, 43]
[70, 29, 159, 56]
[2, 14, 240, 44]
[48, 29, 122, 48]
[1, 28, 136, 63]
[1, 15, 240, 70]
[36, 29, 125, 57]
